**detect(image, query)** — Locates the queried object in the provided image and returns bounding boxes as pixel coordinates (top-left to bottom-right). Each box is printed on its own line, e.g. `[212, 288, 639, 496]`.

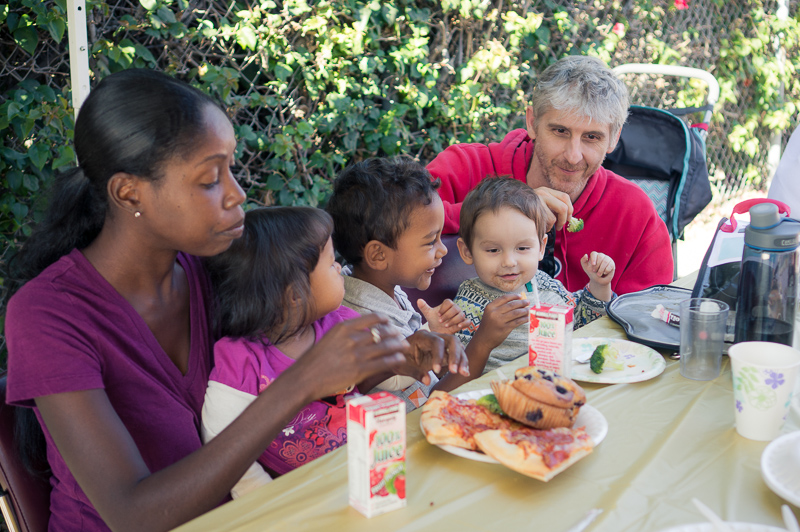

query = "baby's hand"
[418, 298, 470, 334]
[472, 293, 530, 350]
[581, 252, 615, 302]
[581, 252, 615, 285]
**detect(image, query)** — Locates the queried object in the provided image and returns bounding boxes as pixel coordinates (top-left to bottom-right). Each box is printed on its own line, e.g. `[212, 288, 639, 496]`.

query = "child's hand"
[581, 251, 615, 302]
[581, 252, 615, 284]
[403, 330, 470, 380]
[472, 293, 529, 351]
[418, 298, 470, 334]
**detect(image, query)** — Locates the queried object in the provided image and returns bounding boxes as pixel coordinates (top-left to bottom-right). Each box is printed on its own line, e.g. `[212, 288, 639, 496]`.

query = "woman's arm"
[201, 381, 273, 499]
[36, 314, 407, 532]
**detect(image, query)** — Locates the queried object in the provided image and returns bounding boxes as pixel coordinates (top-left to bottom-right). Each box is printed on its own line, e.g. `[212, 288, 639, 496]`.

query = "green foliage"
[1, 79, 74, 259]
[716, 5, 800, 162]
[2, 0, 800, 362]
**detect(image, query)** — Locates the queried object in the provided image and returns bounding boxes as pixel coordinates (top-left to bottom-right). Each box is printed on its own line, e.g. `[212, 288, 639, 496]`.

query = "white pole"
[66, 0, 91, 120]
[766, 0, 789, 190]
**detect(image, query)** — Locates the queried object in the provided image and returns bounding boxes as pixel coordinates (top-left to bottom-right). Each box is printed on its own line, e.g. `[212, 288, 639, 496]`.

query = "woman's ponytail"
[4, 167, 106, 299]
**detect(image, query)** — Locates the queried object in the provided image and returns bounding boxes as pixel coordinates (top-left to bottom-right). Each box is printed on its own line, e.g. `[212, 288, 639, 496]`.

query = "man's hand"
[534, 187, 573, 231]
[472, 293, 530, 350]
[418, 298, 470, 334]
[403, 330, 470, 382]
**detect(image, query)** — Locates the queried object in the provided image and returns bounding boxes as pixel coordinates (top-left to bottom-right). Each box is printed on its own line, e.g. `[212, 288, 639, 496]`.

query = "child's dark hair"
[326, 157, 440, 266]
[459, 178, 548, 250]
[205, 206, 334, 344]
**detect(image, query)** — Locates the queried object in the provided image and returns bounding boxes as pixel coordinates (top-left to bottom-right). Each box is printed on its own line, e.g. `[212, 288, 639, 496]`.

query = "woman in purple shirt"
[2, 69, 431, 531]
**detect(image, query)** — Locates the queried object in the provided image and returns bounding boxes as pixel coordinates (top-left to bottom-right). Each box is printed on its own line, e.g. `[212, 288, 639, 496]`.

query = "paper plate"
[423, 389, 607, 464]
[761, 430, 800, 507]
[657, 523, 786, 532]
[570, 337, 667, 384]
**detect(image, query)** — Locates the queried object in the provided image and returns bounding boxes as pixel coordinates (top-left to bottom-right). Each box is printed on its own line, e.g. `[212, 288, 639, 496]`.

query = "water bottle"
[734, 203, 800, 345]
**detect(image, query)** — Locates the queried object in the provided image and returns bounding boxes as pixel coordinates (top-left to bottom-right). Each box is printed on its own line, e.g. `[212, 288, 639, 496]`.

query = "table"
[175, 275, 800, 532]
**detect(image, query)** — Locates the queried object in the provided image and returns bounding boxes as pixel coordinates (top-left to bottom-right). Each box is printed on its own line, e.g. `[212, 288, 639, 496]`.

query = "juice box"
[347, 392, 406, 518]
[529, 304, 574, 375]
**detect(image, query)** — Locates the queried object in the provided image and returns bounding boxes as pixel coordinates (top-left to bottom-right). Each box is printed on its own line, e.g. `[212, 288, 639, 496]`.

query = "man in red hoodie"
[426, 56, 673, 295]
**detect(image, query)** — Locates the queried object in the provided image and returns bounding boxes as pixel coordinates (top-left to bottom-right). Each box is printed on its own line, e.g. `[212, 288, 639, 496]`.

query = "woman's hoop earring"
[134, 211, 142, 218]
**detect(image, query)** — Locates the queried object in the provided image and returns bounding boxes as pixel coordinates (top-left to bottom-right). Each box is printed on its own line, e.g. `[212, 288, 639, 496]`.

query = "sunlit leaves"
[3, 0, 800, 242]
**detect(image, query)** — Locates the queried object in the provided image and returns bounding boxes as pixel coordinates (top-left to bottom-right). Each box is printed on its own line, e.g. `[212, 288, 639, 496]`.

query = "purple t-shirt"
[209, 306, 359, 476]
[5, 249, 213, 532]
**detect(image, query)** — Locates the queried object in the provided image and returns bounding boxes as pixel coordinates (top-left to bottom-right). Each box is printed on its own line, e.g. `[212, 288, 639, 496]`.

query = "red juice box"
[347, 392, 406, 518]
[529, 304, 574, 375]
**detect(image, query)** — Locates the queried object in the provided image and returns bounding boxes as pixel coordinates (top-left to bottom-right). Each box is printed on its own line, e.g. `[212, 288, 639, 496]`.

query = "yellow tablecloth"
[174, 276, 800, 532]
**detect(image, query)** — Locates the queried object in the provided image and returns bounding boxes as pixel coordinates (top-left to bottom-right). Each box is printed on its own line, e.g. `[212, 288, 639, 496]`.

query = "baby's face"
[464, 207, 545, 293]
[387, 194, 447, 291]
[309, 237, 345, 318]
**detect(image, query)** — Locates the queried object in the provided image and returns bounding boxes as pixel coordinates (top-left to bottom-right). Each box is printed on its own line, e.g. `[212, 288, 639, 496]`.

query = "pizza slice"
[474, 426, 594, 482]
[421, 390, 523, 450]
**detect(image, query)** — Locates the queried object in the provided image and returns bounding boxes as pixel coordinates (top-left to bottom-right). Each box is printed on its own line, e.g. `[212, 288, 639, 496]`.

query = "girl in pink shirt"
[202, 207, 363, 497]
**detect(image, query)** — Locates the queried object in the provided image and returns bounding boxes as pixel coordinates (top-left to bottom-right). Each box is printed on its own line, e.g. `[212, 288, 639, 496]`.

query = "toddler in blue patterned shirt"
[453, 177, 616, 374]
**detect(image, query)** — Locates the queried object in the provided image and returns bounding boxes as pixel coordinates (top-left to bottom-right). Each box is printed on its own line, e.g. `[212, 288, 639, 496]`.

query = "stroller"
[605, 64, 720, 275]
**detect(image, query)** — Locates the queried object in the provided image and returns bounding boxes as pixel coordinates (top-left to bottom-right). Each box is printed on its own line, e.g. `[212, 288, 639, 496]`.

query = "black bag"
[603, 105, 712, 240]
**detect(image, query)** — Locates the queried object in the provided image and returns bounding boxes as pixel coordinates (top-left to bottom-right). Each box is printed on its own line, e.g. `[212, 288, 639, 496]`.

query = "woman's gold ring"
[370, 327, 381, 344]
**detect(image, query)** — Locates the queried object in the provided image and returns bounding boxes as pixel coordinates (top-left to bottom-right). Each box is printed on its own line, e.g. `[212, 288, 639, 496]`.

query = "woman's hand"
[297, 313, 410, 399]
[418, 298, 470, 334]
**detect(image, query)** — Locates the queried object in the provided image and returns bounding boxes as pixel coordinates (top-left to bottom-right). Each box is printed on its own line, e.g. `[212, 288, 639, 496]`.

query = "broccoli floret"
[567, 217, 584, 232]
[476, 394, 505, 416]
[589, 344, 624, 374]
[589, 347, 605, 374]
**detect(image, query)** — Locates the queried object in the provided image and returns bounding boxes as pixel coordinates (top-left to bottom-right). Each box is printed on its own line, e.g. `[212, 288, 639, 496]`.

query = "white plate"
[761, 430, 800, 507]
[657, 523, 786, 532]
[423, 389, 608, 464]
[571, 337, 666, 384]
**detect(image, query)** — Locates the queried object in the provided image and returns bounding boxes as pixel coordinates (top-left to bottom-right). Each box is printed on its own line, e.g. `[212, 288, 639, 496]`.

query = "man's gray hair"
[530, 56, 629, 137]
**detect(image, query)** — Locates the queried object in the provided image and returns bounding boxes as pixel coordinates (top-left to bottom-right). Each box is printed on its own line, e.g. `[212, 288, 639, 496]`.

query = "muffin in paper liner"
[490, 379, 575, 429]
[511, 376, 578, 409]
[514, 367, 585, 404]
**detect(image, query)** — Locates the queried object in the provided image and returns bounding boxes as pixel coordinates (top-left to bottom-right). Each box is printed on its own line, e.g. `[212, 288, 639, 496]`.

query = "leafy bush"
[2, 0, 799, 364]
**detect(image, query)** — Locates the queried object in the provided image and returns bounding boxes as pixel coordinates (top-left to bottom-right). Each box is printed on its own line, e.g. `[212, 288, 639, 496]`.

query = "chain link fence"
[541, 0, 797, 200]
[2, 0, 797, 203]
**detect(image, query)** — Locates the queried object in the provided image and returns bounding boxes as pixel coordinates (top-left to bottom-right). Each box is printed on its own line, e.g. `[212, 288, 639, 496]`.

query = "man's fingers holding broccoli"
[567, 217, 584, 232]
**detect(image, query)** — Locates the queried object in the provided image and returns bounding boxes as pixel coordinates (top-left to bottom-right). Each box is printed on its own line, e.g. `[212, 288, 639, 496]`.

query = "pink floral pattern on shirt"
[271, 393, 350, 469]
[209, 306, 362, 477]
[259, 375, 271, 392]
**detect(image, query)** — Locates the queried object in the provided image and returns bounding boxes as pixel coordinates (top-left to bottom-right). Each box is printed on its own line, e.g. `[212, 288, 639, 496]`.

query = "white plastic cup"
[729, 341, 800, 441]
